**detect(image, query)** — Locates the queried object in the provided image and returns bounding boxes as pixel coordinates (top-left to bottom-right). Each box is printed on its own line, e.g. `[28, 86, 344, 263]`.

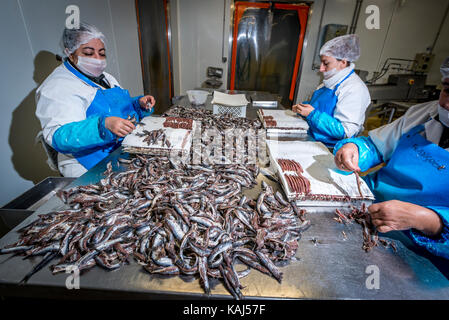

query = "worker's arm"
[52, 115, 117, 154]
[130, 95, 156, 120]
[334, 101, 441, 172]
[295, 83, 368, 143]
[305, 108, 346, 143]
[336, 96, 432, 167]
[369, 201, 449, 259]
[53, 95, 157, 154]
[409, 206, 449, 259]
[334, 136, 383, 172]
[368, 102, 437, 159]
[138, 95, 156, 111]
[40, 97, 148, 155]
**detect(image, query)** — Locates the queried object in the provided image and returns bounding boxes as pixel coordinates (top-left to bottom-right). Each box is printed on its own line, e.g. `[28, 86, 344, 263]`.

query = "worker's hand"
[105, 116, 135, 137]
[334, 143, 361, 172]
[292, 103, 314, 117]
[368, 200, 443, 236]
[139, 95, 156, 111]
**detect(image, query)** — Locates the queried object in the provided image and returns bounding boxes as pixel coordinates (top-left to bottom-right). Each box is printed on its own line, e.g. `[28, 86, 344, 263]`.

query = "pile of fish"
[334, 205, 397, 253]
[163, 106, 266, 166]
[0, 155, 309, 299]
[135, 129, 171, 148]
[163, 106, 262, 132]
[127, 114, 137, 125]
[278, 159, 311, 195]
[261, 115, 277, 128]
[277, 159, 304, 173]
[284, 174, 311, 196]
[163, 117, 194, 130]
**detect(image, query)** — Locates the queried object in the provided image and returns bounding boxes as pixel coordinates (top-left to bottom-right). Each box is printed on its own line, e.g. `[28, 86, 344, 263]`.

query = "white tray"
[266, 140, 375, 207]
[258, 109, 309, 137]
[122, 116, 197, 156]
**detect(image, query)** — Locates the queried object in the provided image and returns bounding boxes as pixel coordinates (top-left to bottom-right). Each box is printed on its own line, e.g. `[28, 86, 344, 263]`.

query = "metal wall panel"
[136, 0, 173, 114]
[234, 7, 300, 106]
[230, 2, 309, 107]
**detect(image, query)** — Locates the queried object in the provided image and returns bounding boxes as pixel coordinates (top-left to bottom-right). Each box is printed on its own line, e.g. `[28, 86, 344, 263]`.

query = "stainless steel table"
[173, 90, 283, 119]
[1, 101, 448, 300]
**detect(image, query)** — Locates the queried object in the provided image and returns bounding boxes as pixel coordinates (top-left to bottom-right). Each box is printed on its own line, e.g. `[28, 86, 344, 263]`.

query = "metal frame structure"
[226, 0, 314, 105]
[135, 0, 174, 113]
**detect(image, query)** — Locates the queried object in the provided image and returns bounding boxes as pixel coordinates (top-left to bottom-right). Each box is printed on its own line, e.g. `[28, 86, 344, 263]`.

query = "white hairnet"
[62, 22, 106, 56]
[320, 34, 360, 62]
[441, 56, 449, 80]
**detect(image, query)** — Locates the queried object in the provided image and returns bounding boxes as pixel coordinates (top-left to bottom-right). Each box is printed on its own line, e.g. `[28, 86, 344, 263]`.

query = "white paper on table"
[122, 116, 195, 152]
[259, 109, 309, 129]
[266, 140, 375, 206]
[211, 91, 249, 107]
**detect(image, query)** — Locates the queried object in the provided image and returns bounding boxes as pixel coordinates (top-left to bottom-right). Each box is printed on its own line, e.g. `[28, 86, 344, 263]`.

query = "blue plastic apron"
[366, 124, 449, 207]
[64, 60, 139, 169]
[307, 69, 354, 117]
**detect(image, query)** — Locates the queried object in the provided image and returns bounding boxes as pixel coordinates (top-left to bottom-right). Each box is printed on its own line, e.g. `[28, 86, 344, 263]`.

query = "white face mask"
[323, 68, 338, 80]
[76, 56, 107, 77]
[438, 105, 449, 127]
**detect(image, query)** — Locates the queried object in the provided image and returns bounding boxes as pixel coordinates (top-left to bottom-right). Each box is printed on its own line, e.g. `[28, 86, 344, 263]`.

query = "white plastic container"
[212, 104, 247, 118]
[186, 90, 209, 105]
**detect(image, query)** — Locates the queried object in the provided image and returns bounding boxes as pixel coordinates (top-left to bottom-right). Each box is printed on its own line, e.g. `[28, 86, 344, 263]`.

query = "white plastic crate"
[212, 104, 247, 118]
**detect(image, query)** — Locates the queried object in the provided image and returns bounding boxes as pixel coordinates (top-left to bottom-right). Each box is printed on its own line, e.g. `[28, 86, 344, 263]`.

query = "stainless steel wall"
[233, 6, 302, 107]
[136, 0, 173, 115]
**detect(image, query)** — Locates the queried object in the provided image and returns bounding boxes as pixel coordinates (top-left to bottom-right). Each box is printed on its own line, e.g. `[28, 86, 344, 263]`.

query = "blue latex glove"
[52, 115, 115, 154]
[132, 95, 155, 119]
[132, 96, 144, 119]
[333, 136, 383, 173]
[408, 206, 449, 259]
[306, 109, 345, 145]
[53, 96, 153, 154]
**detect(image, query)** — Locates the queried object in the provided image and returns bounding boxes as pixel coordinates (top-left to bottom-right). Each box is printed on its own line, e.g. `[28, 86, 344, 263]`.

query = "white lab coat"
[317, 63, 371, 138]
[35, 62, 120, 177]
[368, 100, 449, 160]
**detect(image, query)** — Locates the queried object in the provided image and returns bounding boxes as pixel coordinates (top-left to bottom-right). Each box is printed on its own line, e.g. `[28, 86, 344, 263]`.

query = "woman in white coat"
[293, 34, 371, 147]
[36, 23, 155, 177]
[333, 57, 449, 260]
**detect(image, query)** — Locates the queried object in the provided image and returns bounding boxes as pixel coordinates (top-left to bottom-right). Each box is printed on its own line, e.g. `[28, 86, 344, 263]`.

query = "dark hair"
[337, 59, 350, 67]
